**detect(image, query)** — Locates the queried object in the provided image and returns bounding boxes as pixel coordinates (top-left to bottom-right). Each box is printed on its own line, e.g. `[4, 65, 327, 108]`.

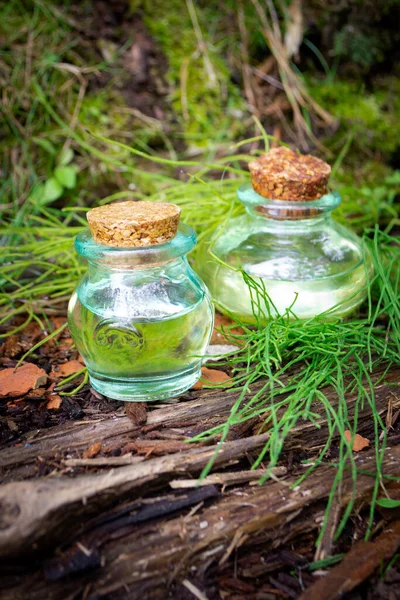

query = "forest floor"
[2, 1, 400, 599]
[1, 313, 400, 600]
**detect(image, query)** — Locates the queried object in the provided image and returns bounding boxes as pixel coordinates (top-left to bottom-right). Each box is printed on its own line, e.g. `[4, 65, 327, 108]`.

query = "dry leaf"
[51, 360, 84, 378]
[0, 334, 22, 358]
[25, 388, 47, 401]
[211, 313, 244, 345]
[0, 363, 47, 398]
[193, 367, 231, 390]
[83, 442, 102, 459]
[344, 430, 370, 452]
[46, 395, 62, 410]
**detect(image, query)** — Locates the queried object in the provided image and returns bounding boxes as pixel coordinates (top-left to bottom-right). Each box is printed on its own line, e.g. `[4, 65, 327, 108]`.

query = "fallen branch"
[300, 520, 400, 600]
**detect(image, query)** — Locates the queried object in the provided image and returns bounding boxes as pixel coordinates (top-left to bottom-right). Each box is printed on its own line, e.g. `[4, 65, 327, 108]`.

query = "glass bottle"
[68, 202, 214, 401]
[199, 150, 372, 323]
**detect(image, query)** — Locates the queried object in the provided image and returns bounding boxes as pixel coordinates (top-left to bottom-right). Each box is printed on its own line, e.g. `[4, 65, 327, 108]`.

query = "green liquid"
[68, 293, 212, 400]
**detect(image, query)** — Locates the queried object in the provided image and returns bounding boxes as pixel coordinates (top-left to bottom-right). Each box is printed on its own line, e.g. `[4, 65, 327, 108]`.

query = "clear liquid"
[68, 292, 213, 399]
[205, 262, 369, 322]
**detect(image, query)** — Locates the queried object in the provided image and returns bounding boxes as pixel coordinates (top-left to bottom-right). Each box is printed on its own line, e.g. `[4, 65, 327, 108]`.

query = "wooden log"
[2, 446, 400, 600]
[0, 433, 270, 558]
[1, 368, 399, 482]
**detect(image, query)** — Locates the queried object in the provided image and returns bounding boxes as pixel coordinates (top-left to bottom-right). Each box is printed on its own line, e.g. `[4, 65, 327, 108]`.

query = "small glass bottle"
[68, 201, 214, 401]
[199, 148, 372, 323]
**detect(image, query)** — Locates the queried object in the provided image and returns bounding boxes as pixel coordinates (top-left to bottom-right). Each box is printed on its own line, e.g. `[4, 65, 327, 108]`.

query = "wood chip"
[125, 402, 148, 427]
[170, 467, 287, 489]
[192, 367, 232, 390]
[51, 360, 84, 378]
[25, 388, 47, 401]
[0, 363, 47, 398]
[344, 430, 370, 452]
[83, 442, 102, 459]
[63, 455, 145, 468]
[46, 395, 62, 410]
[125, 439, 201, 456]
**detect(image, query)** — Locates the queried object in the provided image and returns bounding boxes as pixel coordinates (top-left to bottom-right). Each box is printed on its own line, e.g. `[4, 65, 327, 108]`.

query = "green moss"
[308, 77, 400, 156]
[334, 166, 400, 232]
[136, 0, 246, 145]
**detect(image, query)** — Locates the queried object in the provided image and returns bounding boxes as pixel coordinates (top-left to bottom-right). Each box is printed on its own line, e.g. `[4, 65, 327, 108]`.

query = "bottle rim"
[75, 222, 196, 264]
[237, 184, 341, 220]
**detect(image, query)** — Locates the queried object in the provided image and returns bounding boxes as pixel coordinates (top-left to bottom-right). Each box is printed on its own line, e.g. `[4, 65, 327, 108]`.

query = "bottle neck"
[86, 255, 186, 274]
[244, 205, 332, 231]
[75, 223, 196, 271]
[237, 185, 341, 228]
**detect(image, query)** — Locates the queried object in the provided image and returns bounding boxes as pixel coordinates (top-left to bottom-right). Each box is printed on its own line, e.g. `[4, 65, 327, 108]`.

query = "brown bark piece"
[46, 395, 62, 410]
[82, 442, 102, 459]
[249, 147, 331, 201]
[3, 446, 400, 599]
[211, 312, 244, 344]
[126, 439, 201, 456]
[51, 360, 84, 378]
[192, 367, 232, 390]
[125, 402, 148, 427]
[300, 520, 400, 600]
[0, 433, 270, 558]
[0, 363, 47, 398]
[1, 367, 398, 480]
[87, 201, 181, 247]
[344, 430, 370, 452]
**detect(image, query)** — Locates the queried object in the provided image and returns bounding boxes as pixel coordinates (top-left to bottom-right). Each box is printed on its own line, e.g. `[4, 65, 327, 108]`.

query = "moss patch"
[137, 0, 246, 145]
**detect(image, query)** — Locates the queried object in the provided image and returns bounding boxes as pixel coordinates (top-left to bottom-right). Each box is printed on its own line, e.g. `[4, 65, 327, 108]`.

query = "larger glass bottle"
[68, 202, 214, 401]
[199, 149, 372, 323]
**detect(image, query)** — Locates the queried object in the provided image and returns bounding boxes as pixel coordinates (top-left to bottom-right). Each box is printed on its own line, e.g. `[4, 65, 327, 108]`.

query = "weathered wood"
[1, 368, 400, 599]
[169, 467, 287, 489]
[1, 368, 399, 482]
[299, 519, 400, 600]
[2, 447, 400, 600]
[63, 455, 145, 468]
[0, 433, 270, 558]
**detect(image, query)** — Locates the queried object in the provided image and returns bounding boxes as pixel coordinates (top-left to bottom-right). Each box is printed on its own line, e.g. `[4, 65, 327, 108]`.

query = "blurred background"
[1, 0, 400, 237]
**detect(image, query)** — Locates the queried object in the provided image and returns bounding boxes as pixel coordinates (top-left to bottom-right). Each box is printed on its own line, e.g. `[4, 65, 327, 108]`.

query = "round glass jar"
[198, 186, 372, 323]
[68, 223, 214, 401]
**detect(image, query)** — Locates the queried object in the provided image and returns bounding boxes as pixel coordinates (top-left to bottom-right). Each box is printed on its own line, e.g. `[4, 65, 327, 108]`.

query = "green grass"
[3, 179, 399, 547]
[190, 226, 400, 542]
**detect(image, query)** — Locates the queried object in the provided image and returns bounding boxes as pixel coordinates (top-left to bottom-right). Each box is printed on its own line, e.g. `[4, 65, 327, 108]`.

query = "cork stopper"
[248, 147, 331, 201]
[87, 201, 181, 247]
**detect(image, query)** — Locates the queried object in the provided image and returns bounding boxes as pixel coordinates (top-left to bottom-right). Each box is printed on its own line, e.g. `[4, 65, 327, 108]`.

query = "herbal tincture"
[199, 148, 372, 322]
[68, 201, 214, 401]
